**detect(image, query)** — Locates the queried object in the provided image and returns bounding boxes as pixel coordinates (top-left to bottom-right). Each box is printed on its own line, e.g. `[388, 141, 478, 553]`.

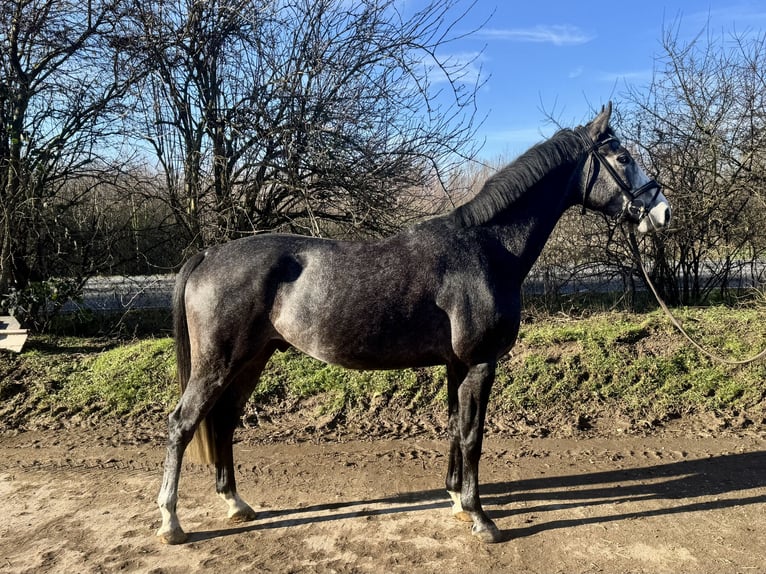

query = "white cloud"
[568, 66, 584, 79]
[689, 5, 766, 26]
[477, 25, 595, 46]
[599, 69, 655, 84]
[666, 5, 766, 42]
[427, 51, 485, 85]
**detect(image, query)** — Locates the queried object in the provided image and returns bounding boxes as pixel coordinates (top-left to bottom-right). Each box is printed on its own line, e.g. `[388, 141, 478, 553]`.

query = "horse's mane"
[452, 128, 586, 227]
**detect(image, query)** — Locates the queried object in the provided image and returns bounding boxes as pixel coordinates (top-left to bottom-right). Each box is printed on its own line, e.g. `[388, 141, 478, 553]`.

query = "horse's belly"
[316, 339, 444, 370]
[269, 254, 449, 368]
[274, 310, 447, 370]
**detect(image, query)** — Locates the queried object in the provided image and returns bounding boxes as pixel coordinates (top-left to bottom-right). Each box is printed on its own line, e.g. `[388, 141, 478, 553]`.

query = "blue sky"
[442, 0, 766, 160]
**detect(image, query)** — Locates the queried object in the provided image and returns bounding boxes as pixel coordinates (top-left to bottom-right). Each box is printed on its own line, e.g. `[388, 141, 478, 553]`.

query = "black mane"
[452, 128, 587, 227]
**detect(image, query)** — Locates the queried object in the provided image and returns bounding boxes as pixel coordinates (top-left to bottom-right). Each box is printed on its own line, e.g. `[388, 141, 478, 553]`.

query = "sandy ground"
[1, 427, 765, 574]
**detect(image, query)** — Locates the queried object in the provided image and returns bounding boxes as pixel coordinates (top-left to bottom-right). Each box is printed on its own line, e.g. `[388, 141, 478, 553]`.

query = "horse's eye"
[616, 154, 630, 165]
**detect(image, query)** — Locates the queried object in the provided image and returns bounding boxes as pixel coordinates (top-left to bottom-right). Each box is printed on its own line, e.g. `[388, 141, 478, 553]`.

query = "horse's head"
[577, 102, 671, 233]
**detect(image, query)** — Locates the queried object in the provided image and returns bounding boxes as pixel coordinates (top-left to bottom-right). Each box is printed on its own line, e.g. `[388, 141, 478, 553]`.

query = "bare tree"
[508, 22, 766, 312]
[620, 22, 766, 304]
[533, 22, 766, 310]
[0, 0, 133, 297]
[126, 0, 483, 249]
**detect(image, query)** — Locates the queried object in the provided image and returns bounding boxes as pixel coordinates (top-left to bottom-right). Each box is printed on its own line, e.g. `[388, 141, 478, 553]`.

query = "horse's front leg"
[453, 361, 501, 543]
[446, 362, 471, 522]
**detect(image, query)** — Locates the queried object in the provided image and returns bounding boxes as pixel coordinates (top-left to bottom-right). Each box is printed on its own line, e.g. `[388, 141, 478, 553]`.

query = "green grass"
[253, 350, 447, 417]
[2, 305, 766, 429]
[60, 338, 177, 416]
[497, 308, 766, 420]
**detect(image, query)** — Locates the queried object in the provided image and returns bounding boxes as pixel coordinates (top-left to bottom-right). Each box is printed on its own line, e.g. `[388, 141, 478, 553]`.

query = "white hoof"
[448, 490, 473, 522]
[220, 491, 258, 523]
[156, 524, 188, 545]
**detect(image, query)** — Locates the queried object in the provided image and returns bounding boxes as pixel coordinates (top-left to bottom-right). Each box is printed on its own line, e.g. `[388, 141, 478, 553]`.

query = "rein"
[626, 229, 766, 366]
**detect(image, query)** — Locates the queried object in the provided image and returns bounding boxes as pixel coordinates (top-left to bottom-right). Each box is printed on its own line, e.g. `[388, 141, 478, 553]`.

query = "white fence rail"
[65, 261, 766, 313]
[63, 275, 175, 313]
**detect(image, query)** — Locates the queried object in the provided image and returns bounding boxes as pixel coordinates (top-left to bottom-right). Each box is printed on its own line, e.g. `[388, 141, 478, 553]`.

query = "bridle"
[577, 130, 662, 222]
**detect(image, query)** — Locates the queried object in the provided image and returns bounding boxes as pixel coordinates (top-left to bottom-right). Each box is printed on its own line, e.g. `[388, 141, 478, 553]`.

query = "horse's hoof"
[156, 525, 188, 545]
[471, 522, 502, 544]
[228, 505, 258, 523]
[447, 491, 473, 523]
[452, 510, 473, 523]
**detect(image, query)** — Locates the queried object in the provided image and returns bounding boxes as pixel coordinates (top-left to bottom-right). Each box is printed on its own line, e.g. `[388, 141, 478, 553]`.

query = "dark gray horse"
[156, 103, 671, 545]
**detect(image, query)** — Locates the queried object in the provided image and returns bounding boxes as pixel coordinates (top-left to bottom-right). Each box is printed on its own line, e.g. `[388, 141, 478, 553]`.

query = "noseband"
[577, 131, 661, 221]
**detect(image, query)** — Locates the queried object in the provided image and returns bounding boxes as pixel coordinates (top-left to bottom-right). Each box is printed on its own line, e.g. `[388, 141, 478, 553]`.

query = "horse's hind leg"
[156, 370, 226, 544]
[157, 377, 219, 544]
[156, 402, 188, 544]
[212, 398, 258, 522]
[211, 353, 274, 523]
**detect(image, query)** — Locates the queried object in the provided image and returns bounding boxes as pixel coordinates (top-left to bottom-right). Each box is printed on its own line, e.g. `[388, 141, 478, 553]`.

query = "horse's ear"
[586, 101, 613, 140]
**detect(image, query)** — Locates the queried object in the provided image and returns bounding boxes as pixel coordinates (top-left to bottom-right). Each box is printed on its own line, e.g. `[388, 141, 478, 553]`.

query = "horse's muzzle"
[635, 195, 672, 233]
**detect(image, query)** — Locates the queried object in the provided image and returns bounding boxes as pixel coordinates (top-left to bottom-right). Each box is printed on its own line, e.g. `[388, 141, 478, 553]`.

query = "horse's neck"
[489, 179, 574, 281]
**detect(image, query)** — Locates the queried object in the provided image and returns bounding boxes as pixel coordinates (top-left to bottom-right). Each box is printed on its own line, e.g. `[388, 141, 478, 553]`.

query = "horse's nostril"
[663, 206, 671, 224]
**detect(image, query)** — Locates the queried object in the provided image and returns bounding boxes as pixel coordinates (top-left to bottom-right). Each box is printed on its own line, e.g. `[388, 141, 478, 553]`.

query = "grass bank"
[1, 306, 765, 434]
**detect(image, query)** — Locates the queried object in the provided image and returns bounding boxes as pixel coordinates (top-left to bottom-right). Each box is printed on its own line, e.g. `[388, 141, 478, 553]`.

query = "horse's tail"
[173, 251, 216, 465]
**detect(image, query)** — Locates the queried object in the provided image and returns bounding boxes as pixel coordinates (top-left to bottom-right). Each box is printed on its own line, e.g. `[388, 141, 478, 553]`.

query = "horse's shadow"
[187, 450, 766, 544]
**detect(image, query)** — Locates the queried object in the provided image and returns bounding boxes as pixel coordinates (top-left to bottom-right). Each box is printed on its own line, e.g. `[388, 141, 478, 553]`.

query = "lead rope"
[626, 229, 766, 366]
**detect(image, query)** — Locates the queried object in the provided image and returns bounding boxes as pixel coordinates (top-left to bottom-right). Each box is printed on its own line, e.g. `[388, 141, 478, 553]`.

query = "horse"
[156, 102, 671, 545]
